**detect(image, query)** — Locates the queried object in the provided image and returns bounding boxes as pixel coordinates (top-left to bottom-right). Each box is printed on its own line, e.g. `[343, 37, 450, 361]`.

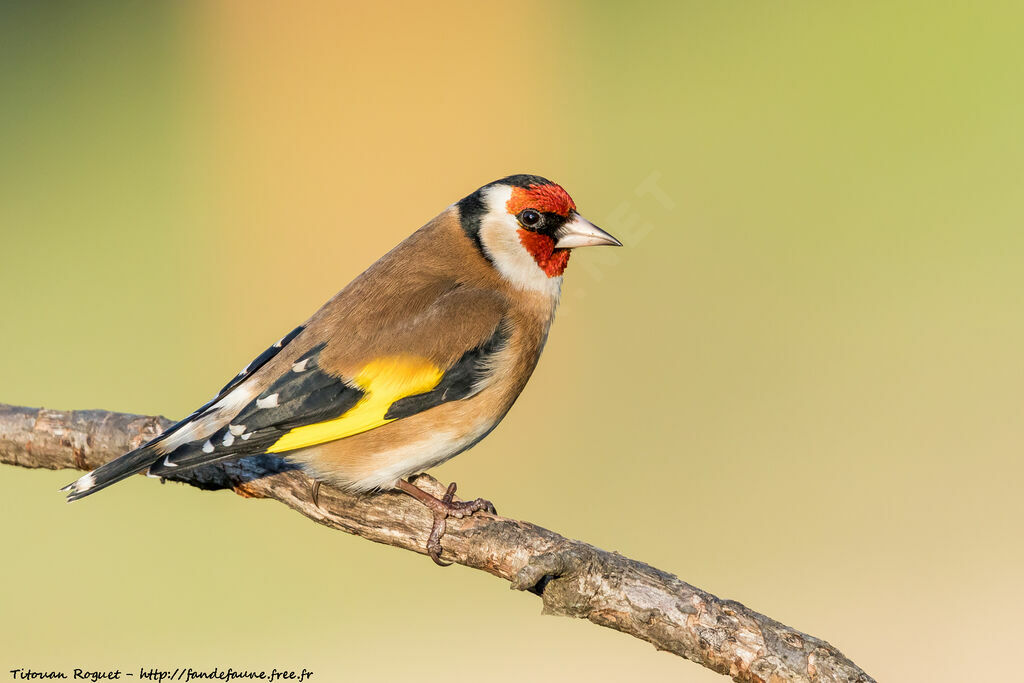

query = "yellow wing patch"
[266, 356, 443, 453]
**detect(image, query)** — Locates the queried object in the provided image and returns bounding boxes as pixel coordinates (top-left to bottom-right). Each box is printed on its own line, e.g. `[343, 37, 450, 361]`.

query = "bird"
[62, 174, 621, 564]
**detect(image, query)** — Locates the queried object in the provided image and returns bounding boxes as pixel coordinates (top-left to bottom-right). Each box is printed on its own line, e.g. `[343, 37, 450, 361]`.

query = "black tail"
[62, 446, 163, 502]
[64, 424, 275, 502]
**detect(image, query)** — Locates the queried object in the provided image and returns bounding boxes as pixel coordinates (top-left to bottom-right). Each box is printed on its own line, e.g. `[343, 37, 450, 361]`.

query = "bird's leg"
[395, 478, 496, 566]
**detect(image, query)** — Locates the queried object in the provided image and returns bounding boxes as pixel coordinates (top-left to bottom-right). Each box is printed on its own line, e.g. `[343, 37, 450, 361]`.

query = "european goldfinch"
[63, 174, 621, 563]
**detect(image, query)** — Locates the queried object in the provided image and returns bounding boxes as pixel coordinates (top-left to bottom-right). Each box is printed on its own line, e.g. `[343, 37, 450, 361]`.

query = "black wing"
[145, 324, 306, 451]
[62, 325, 305, 501]
[146, 321, 510, 476]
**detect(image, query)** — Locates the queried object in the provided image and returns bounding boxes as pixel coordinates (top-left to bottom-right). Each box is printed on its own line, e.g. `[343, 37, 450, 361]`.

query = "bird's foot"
[396, 479, 496, 566]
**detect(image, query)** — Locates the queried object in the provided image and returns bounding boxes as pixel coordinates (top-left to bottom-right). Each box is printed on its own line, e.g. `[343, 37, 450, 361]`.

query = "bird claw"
[397, 479, 496, 566]
[311, 479, 322, 510]
[426, 515, 451, 567]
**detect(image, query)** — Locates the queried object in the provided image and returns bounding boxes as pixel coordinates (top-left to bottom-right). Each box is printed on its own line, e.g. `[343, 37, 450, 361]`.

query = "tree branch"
[0, 402, 873, 683]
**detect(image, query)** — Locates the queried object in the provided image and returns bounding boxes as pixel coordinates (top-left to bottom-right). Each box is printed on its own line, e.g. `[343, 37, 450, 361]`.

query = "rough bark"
[0, 403, 873, 683]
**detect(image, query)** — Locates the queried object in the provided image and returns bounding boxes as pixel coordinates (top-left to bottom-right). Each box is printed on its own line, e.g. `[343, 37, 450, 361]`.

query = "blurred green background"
[2, 2, 1022, 681]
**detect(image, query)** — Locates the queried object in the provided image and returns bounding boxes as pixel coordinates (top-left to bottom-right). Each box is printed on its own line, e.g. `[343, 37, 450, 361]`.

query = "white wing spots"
[273, 337, 285, 348]
[292, 358, 310, 372]
[241, 432, 252, 440]
[219, 384, 258, 415]
[163, 455, 180, 468]
[201, 440, 215, 454]
[256, 393, 279, 409]
[156, 382, 258, 454]
[222, 432, 235, 447]
[228, 424, 246, 436]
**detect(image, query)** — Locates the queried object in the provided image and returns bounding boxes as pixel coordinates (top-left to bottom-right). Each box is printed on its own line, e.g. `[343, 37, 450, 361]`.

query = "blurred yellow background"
[2, 2, 1022, 681]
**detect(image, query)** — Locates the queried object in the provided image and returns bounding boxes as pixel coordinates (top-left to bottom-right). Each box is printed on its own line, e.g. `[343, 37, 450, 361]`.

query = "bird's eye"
[518, 209, 542, 228]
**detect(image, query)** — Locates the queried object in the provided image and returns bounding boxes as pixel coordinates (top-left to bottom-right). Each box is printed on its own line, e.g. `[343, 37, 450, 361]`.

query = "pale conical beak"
[554, 212, 623, 249]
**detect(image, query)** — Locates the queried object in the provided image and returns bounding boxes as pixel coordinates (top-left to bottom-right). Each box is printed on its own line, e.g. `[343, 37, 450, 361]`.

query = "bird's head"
[457, 175, 621, 292]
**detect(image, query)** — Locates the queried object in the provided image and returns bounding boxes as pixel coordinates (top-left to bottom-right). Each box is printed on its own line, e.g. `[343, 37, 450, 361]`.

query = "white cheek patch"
[478, 186, 562, 296]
